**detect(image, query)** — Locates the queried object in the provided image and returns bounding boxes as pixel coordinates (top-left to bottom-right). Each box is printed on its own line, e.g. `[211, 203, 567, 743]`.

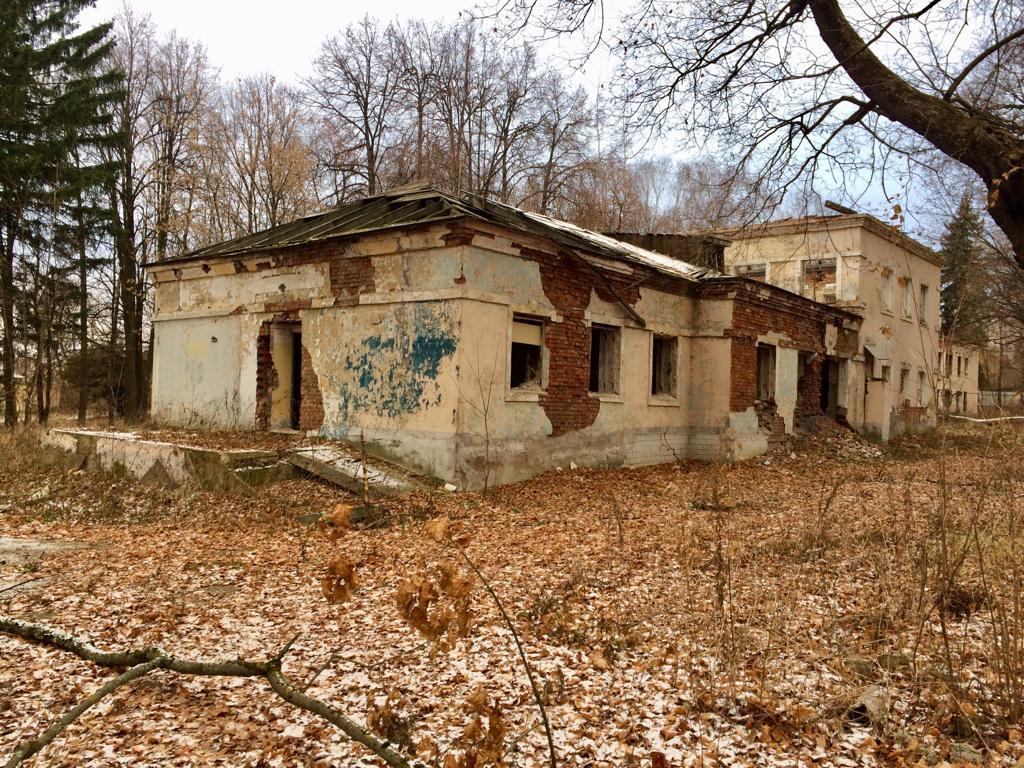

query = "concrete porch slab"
[287, 445, 437, 497]
[38, 428, 437, 496]
[40, 428, 291, 491]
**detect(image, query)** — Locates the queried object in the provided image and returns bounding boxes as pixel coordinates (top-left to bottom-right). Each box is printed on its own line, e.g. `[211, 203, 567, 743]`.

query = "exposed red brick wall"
[797, 356, 823, 418]
[442, 225, 478, 246]
[535, 255, 602, 436]
[255, 324, 274, 430]
[299, 341, 324, 432]
[329, 255, 374, 305]
[768, 413, 787, 445]
[508, 247, 646, 436]
[264, 298, 312, 314]
[730, 337, 758, 412]
[730, 297, 834, 353]
[223, 241, 376, 306]
[718, 281, 857, 414]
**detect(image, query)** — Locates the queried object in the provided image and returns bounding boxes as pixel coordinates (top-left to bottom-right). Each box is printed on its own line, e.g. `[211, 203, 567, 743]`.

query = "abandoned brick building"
[707, 212, 980, 438]
[147, 184, 861, 488]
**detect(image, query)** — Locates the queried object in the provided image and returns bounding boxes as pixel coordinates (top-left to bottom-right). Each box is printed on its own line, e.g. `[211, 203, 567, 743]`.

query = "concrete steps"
[287, 445, 437, 497]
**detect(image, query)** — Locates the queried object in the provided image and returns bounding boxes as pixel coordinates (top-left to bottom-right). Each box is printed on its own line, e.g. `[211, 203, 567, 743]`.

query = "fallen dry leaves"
[1, 423, 1022, 767]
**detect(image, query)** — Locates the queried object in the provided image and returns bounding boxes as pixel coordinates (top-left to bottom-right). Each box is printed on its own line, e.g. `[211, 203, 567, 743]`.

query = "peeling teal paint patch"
[334, 305, 457, 422]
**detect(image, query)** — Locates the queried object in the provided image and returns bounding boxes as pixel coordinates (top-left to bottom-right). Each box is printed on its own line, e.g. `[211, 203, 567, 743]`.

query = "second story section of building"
[715, 213, 942, 335]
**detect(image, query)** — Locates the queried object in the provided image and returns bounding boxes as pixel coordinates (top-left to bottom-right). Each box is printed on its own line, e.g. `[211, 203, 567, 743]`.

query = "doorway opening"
[256, 319, 302, 431]
[819, 357, 840, 416]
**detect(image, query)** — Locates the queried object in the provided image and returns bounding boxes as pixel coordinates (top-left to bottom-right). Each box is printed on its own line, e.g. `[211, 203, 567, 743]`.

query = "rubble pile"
[792, 416, 884, 460]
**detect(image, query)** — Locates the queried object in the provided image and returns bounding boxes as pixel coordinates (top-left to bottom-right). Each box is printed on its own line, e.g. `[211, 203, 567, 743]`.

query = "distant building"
[936, 340, 981, 416]
[616, 211, 982, 437]
[714, 213, 980, 435]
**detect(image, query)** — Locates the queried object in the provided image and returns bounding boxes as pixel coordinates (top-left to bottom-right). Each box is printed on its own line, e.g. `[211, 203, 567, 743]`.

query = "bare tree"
[526, 71, 592, 213]
[307, 17, 403, 197]
[106, 6, 156, 420]
[391, 20, 442, 181]
[489, 0, 1024, 267]
[215, 75, 316, 235]
[149, 32, 210, 262]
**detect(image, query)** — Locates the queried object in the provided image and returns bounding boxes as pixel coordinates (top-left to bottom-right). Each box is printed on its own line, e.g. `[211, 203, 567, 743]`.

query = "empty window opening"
[510, 315, 543, 389]
[882, 271, 896, 313]
[802, 258, 837, 301]
[589, 324, 620, 394]
[900, 367, 910, 400]
[901, 279, 913, 319]
[756, 343, 776, 402]
[918, 370, 925, 404]
[956, 355, 962, 377]
[919, 284, 930, 324]
[651, 335, 678, 397]
[735, 263, 767, 282]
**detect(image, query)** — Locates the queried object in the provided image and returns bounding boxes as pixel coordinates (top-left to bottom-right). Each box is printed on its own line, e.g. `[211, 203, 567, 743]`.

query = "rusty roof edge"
[608, 231, 734, 247]
[463, 195, 716, 281]
[151, 185, 717, 284]
[149, 212, 469, 268]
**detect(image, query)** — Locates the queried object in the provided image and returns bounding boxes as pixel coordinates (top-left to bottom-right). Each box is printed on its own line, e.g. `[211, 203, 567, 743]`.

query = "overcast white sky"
[79, 0, 461, 82]
[77, 0, 949, 239]
[79, 0, 614, 86]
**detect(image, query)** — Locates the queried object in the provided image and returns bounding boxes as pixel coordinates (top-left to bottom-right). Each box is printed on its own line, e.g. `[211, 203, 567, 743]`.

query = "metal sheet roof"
[171, 183, 718, 282]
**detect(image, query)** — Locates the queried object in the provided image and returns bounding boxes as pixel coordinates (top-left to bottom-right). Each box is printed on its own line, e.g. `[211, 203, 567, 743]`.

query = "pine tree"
[939, 193, 987, 344]
[0, 0, 121, 426]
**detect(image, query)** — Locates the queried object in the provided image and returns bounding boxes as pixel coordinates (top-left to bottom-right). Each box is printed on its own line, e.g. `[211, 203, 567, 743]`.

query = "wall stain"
[334, 305, 457, 424]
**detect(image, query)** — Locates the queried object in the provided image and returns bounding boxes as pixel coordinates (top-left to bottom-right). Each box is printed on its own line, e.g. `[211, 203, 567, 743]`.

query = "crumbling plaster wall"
[856, 230, 941, 439]
[150, 230, 465, 447]
[724, 223, 942, 441]
[152, 314, 250, 429]
[710, 283, 861, 458]
[724, 223, 862, 303]
[450, 235, 743, 488]
[301, 300, 461, 480]
[152, 222, 858, 489]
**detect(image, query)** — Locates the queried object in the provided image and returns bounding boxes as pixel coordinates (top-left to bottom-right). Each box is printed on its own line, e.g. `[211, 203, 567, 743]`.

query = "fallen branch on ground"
[0, 616, 424, 768]
[947, 414, 1024, 424]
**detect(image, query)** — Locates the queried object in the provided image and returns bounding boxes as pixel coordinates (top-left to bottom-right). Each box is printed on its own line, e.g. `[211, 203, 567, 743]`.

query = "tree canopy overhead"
[490, 0, 1024, 266]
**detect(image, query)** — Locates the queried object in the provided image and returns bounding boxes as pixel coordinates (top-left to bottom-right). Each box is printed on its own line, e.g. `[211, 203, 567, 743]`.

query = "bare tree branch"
[5, 657, 165, 768]
[0, 616, 423, 768]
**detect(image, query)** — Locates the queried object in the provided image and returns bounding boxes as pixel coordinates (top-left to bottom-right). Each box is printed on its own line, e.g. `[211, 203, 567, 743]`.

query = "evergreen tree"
[939, 193, 988, 344]
[0, 0, 120, 426]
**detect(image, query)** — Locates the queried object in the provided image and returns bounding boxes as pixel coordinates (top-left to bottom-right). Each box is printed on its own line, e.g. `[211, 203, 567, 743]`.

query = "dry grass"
[0, 423, 1022, 767]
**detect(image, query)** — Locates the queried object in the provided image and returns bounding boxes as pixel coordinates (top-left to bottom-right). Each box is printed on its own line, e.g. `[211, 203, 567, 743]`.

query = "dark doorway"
[819, 358, 839, 414]
[290, 332, 302, 430]
[260, 320, 302, 432]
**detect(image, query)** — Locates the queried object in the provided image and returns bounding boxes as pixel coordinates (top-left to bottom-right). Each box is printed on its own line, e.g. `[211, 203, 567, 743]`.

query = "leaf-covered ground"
[1, 423, 1022, 767]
